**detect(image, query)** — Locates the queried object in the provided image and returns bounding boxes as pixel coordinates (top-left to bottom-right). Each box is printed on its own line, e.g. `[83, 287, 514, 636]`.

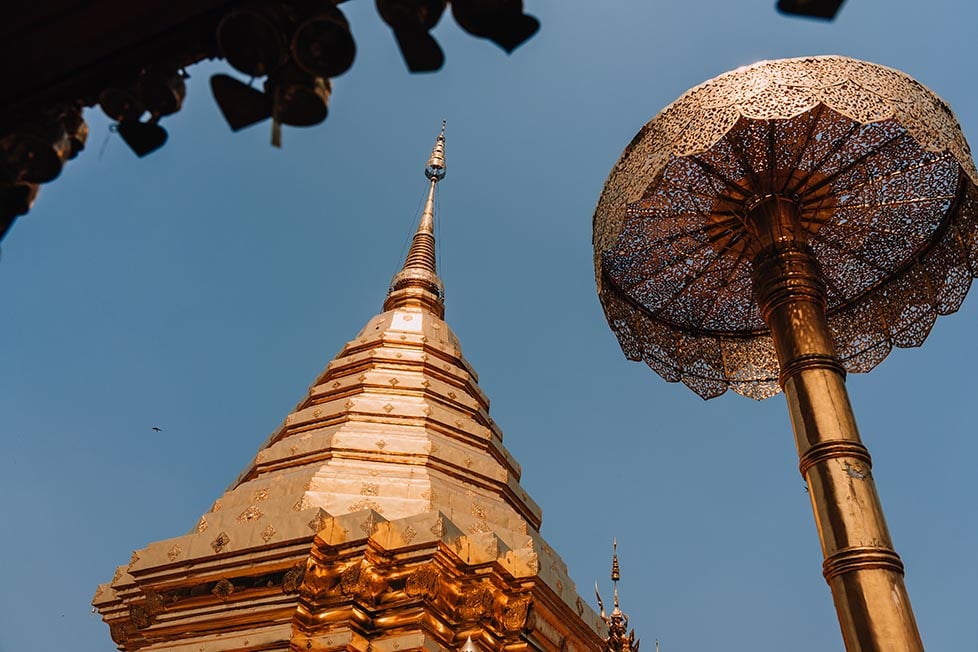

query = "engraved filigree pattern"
[594, 56, 978, 399]
[261, 524, 276, 542]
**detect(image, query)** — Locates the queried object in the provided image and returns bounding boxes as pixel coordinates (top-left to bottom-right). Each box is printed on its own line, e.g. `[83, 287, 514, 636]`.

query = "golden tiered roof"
[93, 127, 604, 652]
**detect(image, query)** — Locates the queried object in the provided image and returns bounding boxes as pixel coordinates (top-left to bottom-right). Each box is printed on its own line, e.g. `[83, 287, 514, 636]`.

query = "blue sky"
[2, 1, 976, 650]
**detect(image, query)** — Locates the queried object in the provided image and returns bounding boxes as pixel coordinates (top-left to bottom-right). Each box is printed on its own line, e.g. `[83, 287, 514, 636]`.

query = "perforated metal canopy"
[594, 56, 978, 399]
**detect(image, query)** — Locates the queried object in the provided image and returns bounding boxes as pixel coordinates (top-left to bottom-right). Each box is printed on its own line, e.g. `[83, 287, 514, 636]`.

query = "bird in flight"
[151, 426, 163, 432]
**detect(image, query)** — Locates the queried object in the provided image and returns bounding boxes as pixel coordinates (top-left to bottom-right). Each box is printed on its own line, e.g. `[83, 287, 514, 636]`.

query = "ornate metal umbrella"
[593, 56, 978, 651]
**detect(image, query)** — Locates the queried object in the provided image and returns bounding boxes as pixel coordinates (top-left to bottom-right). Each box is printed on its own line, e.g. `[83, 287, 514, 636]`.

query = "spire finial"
[384, 123, 447, 317]
[426, 120, 446, 181]
[611, 538, 621, 611]
[597, 539, 640, 652]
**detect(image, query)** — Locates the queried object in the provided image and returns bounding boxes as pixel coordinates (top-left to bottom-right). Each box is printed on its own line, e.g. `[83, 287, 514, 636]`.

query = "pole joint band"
[778, 353, 847, 387]
[798, 440, 872, 477]
[822, 546, 905, 582]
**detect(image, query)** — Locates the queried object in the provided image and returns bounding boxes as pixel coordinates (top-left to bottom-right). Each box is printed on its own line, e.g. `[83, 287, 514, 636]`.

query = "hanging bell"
[450, 0, 539, 53]
[211, 74, 273, 131]
[62, 104, 88, 160]
[0, 181, 39, 241]
[776, 0, 845, 19]
[138, 69, 187, 117]
[375, 0, 446, 72]
[0, 113, 71, 184]
[117, 116, 168, 158]
[291, 2, 357, 79]
[0, 181, 39, 218]
[99, 84, 146, 122]
[269, 64, 330, 127]
[217, 3, 292, 77]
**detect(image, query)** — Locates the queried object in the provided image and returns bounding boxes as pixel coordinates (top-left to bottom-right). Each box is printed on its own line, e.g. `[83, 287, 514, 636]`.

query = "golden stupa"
[93, 126, 604, 652]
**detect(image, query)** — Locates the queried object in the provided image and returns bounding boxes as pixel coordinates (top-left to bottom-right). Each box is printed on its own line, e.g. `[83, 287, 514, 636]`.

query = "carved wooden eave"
[94, 129, 604, 652]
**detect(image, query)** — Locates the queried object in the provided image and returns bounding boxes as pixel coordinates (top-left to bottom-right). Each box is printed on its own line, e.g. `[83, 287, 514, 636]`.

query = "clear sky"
[2, 1, 976, 650]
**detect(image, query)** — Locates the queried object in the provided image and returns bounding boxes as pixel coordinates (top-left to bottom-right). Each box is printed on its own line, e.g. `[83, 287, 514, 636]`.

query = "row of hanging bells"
[211, 0, 354, 146]
[0, 103, 87, 237]
[210, 0, 539, 146]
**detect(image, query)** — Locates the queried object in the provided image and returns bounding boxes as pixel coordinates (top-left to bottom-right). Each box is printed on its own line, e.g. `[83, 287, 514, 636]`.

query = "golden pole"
[748, 197, 923, 651]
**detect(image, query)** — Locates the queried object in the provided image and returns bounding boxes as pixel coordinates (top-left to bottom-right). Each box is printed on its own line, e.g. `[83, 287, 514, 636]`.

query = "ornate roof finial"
[384, 123, 447, 317]
[611, 538, 621, 612]
[596, 540, 640, 652]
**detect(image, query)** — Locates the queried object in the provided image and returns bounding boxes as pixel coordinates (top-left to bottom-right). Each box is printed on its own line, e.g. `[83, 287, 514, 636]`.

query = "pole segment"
[748, 196, 924, 652]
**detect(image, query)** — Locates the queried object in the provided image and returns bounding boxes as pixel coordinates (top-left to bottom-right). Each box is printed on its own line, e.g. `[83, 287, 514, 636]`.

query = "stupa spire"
[384, 122, 446, 317]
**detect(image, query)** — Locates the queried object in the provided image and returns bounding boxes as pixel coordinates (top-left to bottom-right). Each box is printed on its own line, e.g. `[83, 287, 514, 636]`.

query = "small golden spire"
[611, 538, 621, 612]
[384, 123, 447, 317]
[596, 540, 640, 652]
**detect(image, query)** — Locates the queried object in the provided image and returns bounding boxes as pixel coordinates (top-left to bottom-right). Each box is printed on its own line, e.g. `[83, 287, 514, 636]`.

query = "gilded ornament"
[211, 532, 231, 553]
[166, 544, 182, 561]
[360, 482, 380, 496]
[401, 524, 418, 544]
[484, 539, 498, 558]
[430, 517, 445, 538]
[130, 604, 151, 629]
[261, 524, 276, 542]
[470, 520, 491, 534]
[212, 579, 234, 601]
[470, 503, 487, 519]
[339, 563, 364, 597]
[282, 561, 306, 594]
[108, 620, 131, 643]
[503, 597, 532, 631]
[376, 439, 387, 449]
[253, 488, 270, 502]
[308, 512, 329, 533]
[196, 516, 208, 533]
[237, 505, 264, 523]
[405, 562, 439, 598]
[359, 512, 378, 536]
[348, 499, 383, 514]
[145, 592, 165, 615]
[459, 583, 494, 619]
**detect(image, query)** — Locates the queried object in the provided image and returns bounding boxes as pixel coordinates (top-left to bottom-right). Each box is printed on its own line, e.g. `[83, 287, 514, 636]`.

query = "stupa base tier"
[94, 510, 602, 652]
